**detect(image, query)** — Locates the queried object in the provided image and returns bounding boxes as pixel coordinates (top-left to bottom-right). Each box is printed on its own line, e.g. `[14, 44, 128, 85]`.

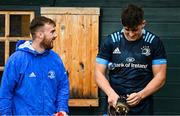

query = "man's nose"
[129, 31, 135, 37]
[54, 32, 57, 38]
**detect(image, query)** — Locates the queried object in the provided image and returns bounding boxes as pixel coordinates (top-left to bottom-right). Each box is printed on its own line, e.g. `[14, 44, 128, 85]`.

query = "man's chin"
[49, 45, 53, 49]
[46, 47, 53, 50]
[45, 44, 53, 50]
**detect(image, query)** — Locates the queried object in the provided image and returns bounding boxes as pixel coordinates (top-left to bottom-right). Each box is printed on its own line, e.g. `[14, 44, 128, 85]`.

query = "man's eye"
[51, 30, 55, 33]
[132, 29, 138, 32]
[125, 28, 130, 31]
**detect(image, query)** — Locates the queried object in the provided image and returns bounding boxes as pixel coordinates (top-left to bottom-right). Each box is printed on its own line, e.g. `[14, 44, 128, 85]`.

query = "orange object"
[56, 112, 64, 116]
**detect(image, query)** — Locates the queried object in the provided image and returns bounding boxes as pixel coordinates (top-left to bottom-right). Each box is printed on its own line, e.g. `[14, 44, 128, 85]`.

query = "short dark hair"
[121, 4, 144, 29]
[29, 16, 56, 37]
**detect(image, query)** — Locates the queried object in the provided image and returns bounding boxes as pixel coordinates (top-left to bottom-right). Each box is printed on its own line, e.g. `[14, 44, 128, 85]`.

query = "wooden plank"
[0, 0, 53, 6]
[74, 15, 82, 98]
[5, 13, 9, 37]
[167, 53, 180, 67]
[60, 15, 75, 97]
[101, 22, 180, 37]
[0, 37, 30, 41]
[144, 8, 180, 22]
[2, 0, 180, 7]
[68, 99, 99, 107]
[4, 13, 9, 63]
[77, 15, 86, 98]
[162, 39, 180, 52]
[4, 40, 9, 64]
[54, 0, 180, 8]
[82, 15, 91, 98]
[167, 68, 180, 82]
[0, 11, 34, 15]
[153, 97, 180, 115]
[154, 83, 180, 97]
[62, 15, 74, 98]
[72, 15, 83, 98]
[41, 7, 100, 15]
[101, 8, 180, 22]
[0, 38, 5, 41]
[90, 15, 99, 98]
[30, 12, 35, 22]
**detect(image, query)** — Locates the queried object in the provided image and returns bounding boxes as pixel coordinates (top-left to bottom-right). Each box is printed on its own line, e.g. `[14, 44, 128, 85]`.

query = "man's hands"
[126, 92, 142, 107]
[108, 91, 143, 108]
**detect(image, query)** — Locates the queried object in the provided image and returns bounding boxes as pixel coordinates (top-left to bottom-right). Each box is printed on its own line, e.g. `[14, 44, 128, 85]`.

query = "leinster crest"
[141, 46, 151, 56]
[48, 70, 56, 79]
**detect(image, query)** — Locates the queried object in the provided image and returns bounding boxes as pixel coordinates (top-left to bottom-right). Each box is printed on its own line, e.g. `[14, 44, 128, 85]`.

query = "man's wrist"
[138, 91, 144, 100]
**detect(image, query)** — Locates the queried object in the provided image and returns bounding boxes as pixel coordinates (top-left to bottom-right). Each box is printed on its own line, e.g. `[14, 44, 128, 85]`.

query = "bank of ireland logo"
[108, 62, 116, 70]
[48, 70, 56, 79]
[141, 46, 151, 56]
[126, 57, 135, 62]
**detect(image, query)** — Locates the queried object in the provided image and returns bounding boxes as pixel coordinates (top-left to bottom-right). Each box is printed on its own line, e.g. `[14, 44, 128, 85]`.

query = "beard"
[40, 37, 54, 50]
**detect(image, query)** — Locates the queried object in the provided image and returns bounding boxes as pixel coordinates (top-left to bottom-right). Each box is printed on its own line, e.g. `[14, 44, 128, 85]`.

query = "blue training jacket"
[0, 40, 69, 115]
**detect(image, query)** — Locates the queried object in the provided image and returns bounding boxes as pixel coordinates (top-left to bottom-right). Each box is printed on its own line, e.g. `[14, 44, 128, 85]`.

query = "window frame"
[0, 11, 34, 72]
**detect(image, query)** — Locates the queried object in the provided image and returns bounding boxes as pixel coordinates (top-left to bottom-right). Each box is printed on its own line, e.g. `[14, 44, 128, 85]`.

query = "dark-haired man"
[0, 16, 69, 115]
[95, 4, 167, 114]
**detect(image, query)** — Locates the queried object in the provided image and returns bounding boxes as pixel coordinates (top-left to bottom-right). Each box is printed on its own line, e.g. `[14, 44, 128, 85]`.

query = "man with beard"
[0, 16, 69, 115]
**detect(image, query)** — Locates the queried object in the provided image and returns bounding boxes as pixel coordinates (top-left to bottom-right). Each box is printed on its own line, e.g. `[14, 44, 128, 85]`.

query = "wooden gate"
[41, 7, 100, 106]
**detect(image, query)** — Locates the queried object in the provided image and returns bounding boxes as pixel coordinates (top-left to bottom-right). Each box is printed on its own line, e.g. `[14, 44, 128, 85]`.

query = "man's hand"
[126, 92, 142, 107]
[108, 91, 119, 107]
[108, 96, 129, 115]
[54, 111, 68, 116]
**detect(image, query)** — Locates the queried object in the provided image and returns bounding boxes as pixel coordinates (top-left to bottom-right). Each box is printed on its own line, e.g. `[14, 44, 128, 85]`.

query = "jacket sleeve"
[56, 62, 70, 113]
[0, 58, 19, 115]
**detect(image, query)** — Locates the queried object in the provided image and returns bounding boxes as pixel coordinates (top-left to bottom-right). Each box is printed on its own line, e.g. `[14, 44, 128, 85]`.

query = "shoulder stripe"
[117, 31, 121, 41]
[147, 34, 152, 43]
[144, 31, 155, 43]
[114, 33, 118, 41]
[120, 34, 123, 39]
[111, 31, 121, 42]
[144, 32, 150, 41]
[149, 35, 155, 43]
[111, 34, 115, 42]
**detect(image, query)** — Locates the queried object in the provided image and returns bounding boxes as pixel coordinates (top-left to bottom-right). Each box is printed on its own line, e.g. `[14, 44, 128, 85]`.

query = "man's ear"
[142, 20, 146, 28]
[36, 31, 43, 39]
[40, 33, 43, 38]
